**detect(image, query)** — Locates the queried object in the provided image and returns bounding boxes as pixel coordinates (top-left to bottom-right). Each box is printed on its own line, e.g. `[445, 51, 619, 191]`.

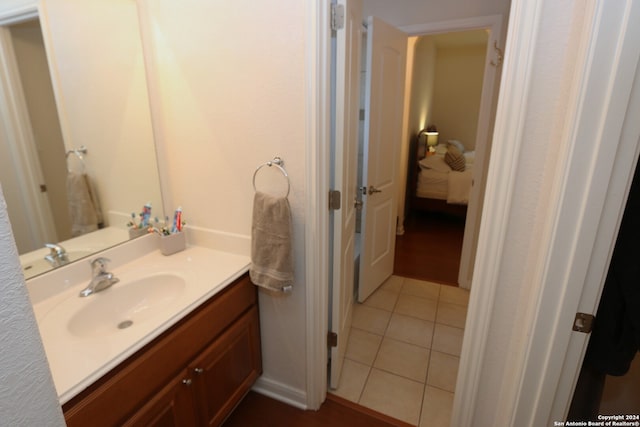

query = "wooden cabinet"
[191, 308, 261, 426]
[123, 368, 197, 427]
[63, 273, 261, 427]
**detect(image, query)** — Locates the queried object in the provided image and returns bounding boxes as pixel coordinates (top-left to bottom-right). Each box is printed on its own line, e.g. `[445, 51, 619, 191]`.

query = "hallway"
[331, 275, 469, 426]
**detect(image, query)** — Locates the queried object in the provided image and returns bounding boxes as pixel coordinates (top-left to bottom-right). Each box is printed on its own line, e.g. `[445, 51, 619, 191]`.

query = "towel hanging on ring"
[249, 191, 294, 292]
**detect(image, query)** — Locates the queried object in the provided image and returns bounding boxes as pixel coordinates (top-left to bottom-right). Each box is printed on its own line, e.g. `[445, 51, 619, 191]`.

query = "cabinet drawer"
[63, 273, 256, 427]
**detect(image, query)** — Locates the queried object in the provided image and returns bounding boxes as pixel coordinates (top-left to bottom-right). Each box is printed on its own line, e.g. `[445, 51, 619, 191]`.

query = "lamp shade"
[426, 132, 439, 147]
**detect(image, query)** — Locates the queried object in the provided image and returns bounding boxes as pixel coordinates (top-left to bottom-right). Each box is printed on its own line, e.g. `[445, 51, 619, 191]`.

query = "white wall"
[408, 36, 436, 140]
[0, 186, 65, 426]
[431, 44, 487, 150]
[141, 0, 309, 403]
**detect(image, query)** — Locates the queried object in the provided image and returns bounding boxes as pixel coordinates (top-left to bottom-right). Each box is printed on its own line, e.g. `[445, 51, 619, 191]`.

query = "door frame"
[504, 0, 640, 424]
[306, 0, 640, 422]
[303, 0, 332, 410]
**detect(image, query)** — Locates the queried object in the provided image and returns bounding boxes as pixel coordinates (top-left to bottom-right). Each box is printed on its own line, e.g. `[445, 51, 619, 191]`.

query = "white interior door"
[329, 0, 362, 390]
[358, 16, 407, 303]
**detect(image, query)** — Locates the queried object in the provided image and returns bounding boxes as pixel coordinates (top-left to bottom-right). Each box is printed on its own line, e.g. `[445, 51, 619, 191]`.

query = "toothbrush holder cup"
[129, 227, 149, 239]
[158, 232, 186, 256]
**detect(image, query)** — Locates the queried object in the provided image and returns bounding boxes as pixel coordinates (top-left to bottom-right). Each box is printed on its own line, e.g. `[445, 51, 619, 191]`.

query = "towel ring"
[66, 146, 88, 173]
[252, 156, 290, 198]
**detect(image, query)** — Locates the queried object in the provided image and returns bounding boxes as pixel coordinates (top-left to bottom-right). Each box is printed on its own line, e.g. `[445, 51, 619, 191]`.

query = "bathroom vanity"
[62, 273, 261, 427]
[26, 235, 259, 427]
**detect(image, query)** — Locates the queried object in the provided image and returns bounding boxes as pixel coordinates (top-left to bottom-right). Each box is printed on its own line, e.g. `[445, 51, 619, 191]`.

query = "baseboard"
[251, 376, 308, 410]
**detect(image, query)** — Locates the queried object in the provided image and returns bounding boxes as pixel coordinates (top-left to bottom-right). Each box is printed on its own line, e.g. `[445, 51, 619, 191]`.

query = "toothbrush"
[176, 207, 183, 232]
[171, 208, 182, 234]
[129, 212, 136, 228]
[141, 203, 152, 228]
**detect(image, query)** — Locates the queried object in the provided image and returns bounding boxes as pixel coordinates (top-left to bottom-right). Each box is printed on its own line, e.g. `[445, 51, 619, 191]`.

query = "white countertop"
[27, 236, 250, 405]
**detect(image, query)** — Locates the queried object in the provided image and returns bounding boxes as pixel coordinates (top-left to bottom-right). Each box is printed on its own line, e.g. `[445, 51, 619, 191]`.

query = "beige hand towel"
[250, 191, 294, 291]
[66, 172, 103, 237]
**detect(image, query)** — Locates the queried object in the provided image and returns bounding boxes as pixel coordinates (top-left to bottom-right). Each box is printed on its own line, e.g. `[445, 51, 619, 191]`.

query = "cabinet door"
[122, 369, 198, 427]
[191, 306, 262, 426]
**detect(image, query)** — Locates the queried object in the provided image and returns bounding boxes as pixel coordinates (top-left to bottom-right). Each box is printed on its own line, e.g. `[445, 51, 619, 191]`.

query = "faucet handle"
[90, 257, 111, 274]
[45, 243, 66, 256]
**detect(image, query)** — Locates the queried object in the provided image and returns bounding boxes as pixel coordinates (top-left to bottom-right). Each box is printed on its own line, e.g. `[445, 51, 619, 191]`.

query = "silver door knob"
[194, 368, 204, 374]
[182, 378, 192, 386]
[368, 186, 382, 195]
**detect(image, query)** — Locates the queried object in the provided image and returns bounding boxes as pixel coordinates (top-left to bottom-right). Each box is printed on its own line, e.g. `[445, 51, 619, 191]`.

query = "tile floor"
[331, 275, 470, 426]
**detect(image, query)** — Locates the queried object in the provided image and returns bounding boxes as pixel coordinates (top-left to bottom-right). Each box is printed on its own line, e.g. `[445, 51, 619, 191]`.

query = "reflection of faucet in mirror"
[44, 243, 69, 267]
[0, 1, 164, 280]
[79, 257, 119, 298]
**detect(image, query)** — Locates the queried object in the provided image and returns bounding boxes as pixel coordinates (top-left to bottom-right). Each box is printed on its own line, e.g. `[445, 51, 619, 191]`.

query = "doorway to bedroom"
[397, 27, 499, 289]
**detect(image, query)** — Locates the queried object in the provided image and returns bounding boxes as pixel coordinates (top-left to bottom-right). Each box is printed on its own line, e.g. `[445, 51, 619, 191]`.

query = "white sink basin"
[43, 272, 186, 339]
[69, 273, 185, 338]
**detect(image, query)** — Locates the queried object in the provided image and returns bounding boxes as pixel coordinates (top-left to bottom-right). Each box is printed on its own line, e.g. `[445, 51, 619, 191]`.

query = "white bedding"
[416, 151, 475, 205]
[447, 168, 473, 204]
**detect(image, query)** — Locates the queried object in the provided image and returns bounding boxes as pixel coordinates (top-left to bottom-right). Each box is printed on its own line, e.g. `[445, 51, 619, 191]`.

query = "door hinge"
[328, 331, 338, 347]
[573, 313, 595, 333]
[331, 4, 344, 31]
[329, 190, 341, 210]
[40, 184, 47, 193]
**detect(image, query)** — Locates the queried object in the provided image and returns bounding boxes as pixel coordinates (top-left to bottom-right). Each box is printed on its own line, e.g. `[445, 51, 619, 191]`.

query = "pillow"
[418, 155, 451, 173]
[445, 145, 466, 171]
[464, 150, 475, 165]
[447, 140, 465, 153]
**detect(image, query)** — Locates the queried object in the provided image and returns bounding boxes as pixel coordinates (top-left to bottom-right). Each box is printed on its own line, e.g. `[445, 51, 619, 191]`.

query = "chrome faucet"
[79, 257, 119, 297]
[44, 243, 69, 267]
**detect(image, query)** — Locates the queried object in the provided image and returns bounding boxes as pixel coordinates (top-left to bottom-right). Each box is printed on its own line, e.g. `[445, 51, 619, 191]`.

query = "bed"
[407, 139, 474, 218]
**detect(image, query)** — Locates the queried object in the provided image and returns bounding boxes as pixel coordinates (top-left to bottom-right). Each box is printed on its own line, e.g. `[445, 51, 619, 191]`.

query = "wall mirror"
[0, 0, 163, 280]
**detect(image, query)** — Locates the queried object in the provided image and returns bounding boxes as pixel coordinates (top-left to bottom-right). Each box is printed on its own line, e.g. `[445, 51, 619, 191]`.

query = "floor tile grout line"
[369, 365, 428, 386]
[355, 364, 373, 405]
[350, 324, 385, 338]
[420, 283, 440, 426]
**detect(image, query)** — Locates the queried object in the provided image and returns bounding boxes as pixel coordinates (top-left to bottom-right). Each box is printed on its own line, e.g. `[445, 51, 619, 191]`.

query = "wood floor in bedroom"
[394, 211, 466, 286]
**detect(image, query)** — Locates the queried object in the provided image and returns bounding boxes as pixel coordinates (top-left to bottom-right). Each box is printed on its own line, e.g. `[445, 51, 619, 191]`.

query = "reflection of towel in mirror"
[250, 191, 293, 291]
[66, 172, 103, 237]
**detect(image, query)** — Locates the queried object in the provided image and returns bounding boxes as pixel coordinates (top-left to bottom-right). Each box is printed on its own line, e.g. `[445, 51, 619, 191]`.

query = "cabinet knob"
[182, 378, 192, 386]
[194, 368, 204, 375]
